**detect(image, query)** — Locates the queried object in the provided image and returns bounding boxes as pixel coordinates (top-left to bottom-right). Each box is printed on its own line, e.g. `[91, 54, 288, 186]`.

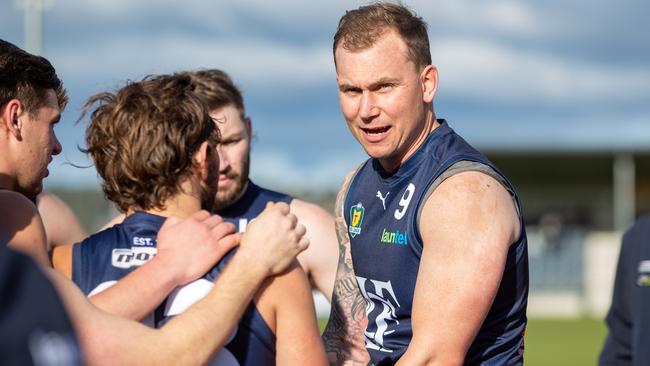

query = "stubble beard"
[213, 154, 250, 212]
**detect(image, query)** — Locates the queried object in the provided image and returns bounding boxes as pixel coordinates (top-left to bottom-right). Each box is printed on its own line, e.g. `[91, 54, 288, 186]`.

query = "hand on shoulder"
[238, 202, 310, 277]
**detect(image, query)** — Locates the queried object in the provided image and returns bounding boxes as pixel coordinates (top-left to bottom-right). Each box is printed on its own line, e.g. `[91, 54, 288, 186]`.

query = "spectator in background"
[600, 216, 650, 366]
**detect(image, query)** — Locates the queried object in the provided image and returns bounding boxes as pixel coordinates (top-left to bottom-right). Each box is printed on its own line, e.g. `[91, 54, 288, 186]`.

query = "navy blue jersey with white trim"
[344, 120, 528, 365]
[216, 180, 293, 233]
[72, 212, 275, 366]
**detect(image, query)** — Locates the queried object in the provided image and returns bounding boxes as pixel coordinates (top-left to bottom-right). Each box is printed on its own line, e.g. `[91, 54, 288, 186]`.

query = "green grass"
[318, 317, 607, 366]
[525, 317, 607, 366]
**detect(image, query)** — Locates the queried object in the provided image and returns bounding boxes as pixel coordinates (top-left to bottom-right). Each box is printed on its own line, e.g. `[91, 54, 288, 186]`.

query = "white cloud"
[51, 35, 334, 90]
[433, 38, 650, 103]
[50, 31, 650, 106]
[250, 148, 364, 191]
[415, 0, 544, 36]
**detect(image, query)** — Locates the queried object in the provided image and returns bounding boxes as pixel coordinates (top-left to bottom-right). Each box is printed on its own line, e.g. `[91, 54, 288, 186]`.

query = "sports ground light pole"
[16, 0, 53, 55]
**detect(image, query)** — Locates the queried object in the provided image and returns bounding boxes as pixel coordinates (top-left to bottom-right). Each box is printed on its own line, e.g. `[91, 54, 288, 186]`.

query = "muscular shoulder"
[0, 190, 50, 266]
[421, 171, 520, 246]
[254, 261, 312, 327]
[0, 190, 38, 223]
[290, 199, 333, 225]
[334, 167, 363, 217]
[36, 193, 76, 225]
[37, 192, 87, 248]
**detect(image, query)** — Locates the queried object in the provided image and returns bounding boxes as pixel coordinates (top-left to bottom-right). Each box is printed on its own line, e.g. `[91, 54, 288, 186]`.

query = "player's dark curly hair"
[178, 69, 245, 119]
[81, 73, 220, 213]
[0, 39, 68, 114]
[333, 2, 431, 70]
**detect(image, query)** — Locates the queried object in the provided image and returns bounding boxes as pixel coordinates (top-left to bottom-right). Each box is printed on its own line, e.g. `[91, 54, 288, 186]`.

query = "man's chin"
[214, 192, 238, 211]
[18, 185, 41, 204]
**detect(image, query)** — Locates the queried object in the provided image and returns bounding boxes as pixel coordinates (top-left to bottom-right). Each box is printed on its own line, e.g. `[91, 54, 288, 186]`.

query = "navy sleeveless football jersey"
[0, 244, 81, 366]
[344, 120, 528, 365]
[216, 181, 293, 233]
[72, 212, 276, 366]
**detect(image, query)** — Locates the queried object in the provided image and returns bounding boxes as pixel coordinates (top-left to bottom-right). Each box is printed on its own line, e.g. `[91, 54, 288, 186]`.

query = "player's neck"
[142, 180, 202, 219]
[0, 151, 17, 191]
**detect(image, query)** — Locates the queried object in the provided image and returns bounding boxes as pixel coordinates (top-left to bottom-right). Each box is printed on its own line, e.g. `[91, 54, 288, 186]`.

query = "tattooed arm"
[322, 170, 371, 366]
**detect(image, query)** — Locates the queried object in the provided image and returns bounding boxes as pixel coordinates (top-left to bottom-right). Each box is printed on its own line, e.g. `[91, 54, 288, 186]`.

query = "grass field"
[318, 317, 607, 365]
[525, 318, 607, 366]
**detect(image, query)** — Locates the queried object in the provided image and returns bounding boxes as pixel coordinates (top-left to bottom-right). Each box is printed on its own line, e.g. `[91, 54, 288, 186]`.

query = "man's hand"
[238, 202, 310, 276]
[156, 210, 239, 286]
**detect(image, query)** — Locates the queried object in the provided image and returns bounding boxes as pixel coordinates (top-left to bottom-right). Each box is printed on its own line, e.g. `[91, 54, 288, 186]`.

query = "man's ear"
[1, 99, 24, 139]
[421, 65, 438, 104]
[193, 140, 210, 178]
[244, 116, 252, 139]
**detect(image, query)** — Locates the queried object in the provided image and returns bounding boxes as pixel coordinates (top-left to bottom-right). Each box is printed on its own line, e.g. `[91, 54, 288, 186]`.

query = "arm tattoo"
[322, 173, 371, 366]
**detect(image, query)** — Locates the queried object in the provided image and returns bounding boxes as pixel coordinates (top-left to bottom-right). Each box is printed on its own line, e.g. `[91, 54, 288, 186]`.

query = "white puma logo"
[376, 191, 390, 210]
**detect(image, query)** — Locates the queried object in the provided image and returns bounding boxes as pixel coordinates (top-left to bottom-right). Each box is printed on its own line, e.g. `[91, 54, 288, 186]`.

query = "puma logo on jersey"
[376, 191, 390, 210]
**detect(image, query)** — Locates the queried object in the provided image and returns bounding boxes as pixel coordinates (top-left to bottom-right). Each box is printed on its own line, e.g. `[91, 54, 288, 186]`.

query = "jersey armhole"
[415, 160, 521, 246]
[339, 164, 365, 224]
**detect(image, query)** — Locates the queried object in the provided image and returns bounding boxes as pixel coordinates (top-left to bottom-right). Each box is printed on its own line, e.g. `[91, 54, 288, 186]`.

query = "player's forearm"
[323, 185, 370, 366]
[156, 248, 270, 363]
[88, 257, 177, 320]
[322, 292, 369, 365]
[396, 343, 466, 366]
[44, 254, 265, 365]
[273, 264, 328, 366]
[321, 243, 369, 363]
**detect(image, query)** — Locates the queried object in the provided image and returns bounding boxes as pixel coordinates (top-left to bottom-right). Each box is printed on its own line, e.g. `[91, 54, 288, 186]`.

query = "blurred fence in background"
[527, 226, 621, 318]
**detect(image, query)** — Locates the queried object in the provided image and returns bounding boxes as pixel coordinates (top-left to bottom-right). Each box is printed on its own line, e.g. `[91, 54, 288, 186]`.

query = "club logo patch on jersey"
[349, 203, 365, 238]
[637, 260, 650, 287]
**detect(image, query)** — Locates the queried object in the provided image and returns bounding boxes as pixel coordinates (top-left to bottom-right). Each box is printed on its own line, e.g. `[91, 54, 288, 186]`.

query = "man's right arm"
[50, 202, 309, 365]
[52, 213, 239, 321]
[322, 171, 370, 365]
[47, 245, 288, 365]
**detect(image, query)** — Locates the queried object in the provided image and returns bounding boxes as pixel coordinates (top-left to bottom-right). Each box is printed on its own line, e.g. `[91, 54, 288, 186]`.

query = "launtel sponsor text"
[380, 228, 408, 245]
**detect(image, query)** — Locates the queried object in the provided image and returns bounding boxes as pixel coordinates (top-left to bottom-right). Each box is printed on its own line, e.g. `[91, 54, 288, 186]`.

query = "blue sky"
[2, 0, 649, 191]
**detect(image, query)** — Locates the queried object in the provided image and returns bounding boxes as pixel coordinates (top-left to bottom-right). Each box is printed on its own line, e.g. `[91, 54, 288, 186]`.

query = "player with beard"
[1, 38, 310, 364]
[181, 69, 339, 301]
[52, 74, 327, 365]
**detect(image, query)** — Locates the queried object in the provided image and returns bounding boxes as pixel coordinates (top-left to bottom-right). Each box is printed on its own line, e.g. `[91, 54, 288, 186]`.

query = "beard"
[213, 154, 250, 212]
